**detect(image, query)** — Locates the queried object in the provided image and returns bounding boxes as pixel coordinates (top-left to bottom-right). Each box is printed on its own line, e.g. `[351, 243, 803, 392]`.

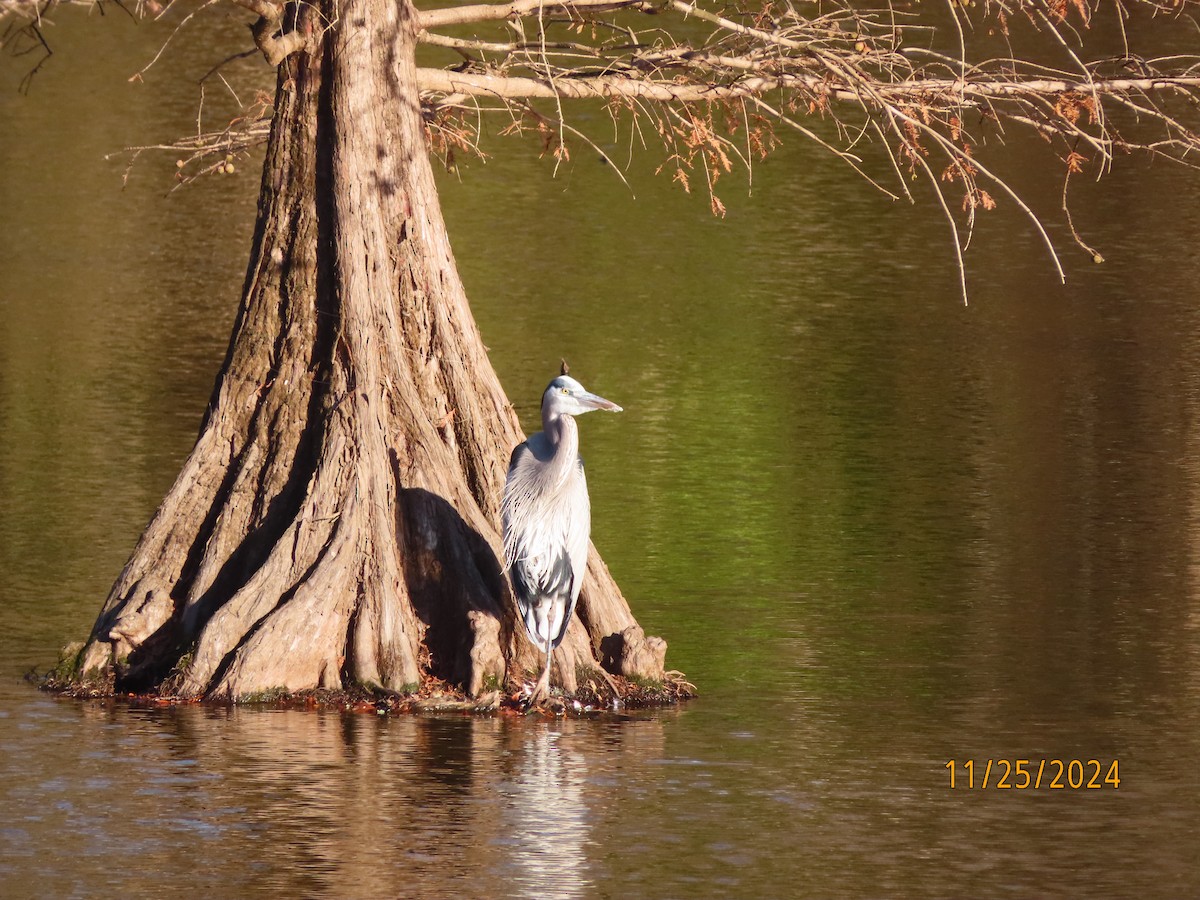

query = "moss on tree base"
[35, 666, 695, 716]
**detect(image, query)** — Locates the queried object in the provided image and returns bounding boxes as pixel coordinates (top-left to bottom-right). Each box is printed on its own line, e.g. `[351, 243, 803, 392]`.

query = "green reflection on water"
[437, 122, 992, 701]
[0, 12, 263, 663]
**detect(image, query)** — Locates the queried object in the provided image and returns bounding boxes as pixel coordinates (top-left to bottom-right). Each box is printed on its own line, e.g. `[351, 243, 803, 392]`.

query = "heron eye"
[561, 388, 569, 394]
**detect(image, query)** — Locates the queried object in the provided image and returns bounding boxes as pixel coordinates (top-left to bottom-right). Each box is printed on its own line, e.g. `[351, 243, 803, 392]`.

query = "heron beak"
[580, 391, 622, 413]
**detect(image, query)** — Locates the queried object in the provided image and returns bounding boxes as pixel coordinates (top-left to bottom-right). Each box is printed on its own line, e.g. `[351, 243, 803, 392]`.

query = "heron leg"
[527, 632, 554, 708]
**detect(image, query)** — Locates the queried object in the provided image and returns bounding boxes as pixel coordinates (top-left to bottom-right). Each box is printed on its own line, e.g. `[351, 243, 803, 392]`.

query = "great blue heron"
[501, 371, 622, 705]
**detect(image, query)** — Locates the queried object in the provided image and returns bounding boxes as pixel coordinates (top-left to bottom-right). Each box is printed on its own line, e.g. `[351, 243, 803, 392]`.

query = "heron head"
[543, 375, 623, 416]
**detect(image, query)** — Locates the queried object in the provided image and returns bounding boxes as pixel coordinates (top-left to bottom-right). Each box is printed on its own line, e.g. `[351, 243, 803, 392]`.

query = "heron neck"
[543, 409, 580, 484]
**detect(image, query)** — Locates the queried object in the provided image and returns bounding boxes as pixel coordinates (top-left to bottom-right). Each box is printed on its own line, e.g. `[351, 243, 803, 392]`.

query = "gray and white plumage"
[501, 374, 622, 701]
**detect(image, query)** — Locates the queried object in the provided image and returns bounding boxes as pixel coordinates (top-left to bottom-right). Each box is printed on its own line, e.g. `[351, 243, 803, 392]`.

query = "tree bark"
[74, 0, 668, 700]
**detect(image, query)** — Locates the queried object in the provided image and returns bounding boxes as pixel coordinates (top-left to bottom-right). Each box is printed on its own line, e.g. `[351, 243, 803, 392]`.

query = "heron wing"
[510, 549, 576, 650]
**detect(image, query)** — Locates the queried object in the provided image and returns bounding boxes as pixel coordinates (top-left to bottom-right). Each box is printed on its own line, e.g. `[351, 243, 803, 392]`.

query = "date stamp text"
[945, 759, 1120, 789]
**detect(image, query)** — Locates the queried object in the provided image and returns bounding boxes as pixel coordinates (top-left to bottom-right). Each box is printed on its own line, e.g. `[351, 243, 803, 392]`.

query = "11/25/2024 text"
[945, 759, 1120, 790]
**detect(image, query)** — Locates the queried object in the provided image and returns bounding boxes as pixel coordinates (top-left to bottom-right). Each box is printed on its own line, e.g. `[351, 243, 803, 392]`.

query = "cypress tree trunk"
[73, 0, 668, 700]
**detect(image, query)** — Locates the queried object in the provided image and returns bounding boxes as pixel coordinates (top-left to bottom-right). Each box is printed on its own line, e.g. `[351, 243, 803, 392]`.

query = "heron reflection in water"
[501, 368, 622, 705]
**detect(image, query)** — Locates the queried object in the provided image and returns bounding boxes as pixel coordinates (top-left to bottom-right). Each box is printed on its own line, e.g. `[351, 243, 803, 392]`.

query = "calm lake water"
[4, 10, 1200, 899]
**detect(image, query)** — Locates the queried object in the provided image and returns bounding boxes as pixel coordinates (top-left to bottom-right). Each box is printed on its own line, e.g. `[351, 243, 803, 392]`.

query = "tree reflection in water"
[30, 701, 664, 898]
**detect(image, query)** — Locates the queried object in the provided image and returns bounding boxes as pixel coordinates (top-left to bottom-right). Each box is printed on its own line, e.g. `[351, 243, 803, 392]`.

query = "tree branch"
[420, 67, 1200, 105]
[227, 0, 309, 66]
[419, 0, 649, 31]
[419, 67, 805, 101]
[669, 0, 810, 53]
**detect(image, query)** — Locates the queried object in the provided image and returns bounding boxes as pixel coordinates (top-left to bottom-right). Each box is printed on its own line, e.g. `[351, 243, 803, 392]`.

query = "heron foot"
[524, 666, 552, 709]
